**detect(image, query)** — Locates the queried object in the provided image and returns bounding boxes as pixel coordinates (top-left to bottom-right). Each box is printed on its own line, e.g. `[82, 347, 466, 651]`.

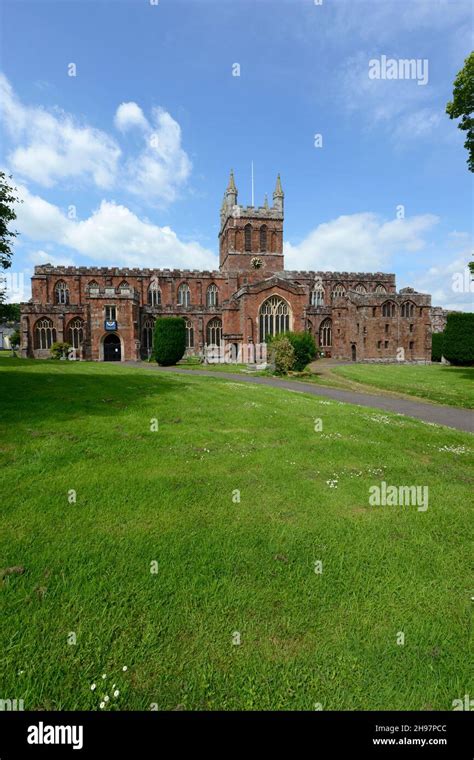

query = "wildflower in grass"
[99, 702, 105, 709]
[114, 690, 120, 697]
[438, 445, 469, 455]
[104, 695, 109, 702]
[102, 674, 106, 679]
[122, 666, 128, 672]
[90, 684, 96, 691]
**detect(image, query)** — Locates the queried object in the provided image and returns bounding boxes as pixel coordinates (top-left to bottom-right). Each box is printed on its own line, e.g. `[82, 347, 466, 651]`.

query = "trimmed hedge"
[442, 313, 474, 366]
[154, 317, 186, 366]
[431, 332, 444, 362]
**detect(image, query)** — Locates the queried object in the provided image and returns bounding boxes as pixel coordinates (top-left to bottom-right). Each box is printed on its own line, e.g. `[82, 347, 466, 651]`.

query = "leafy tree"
[154, 317, 186, 366]
[0, 172, 21, 271]
[0, 302, 20, 322]
[446, 52, 474, 172]
[9, 329, 20, 348]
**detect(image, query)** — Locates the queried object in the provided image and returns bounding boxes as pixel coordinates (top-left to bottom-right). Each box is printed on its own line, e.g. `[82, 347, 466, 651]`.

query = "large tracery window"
[319, 318, 332, 348]
[142, 317, 155, 355]
[244, 224, 252, 252]
[55, 280, 69, 305]
[178, 283, 191, 306]
[382, 301, 397, 317]
[259, 296, 291, 342]
[375, 284, 387, 293]
[311, 285, 324, 306]
[35, 318, 56, 349]
[68, 318, 84, 349]
[148, 283, 161, 307]
[355, 283, 367, 293]
[207, 284, 218, 307]
[332, 283, 346, 299]
[401, 301, 415, 317]
[185, 319, 194, 348]
[206, 318, 222, 346]
[259, 225, 267, 252]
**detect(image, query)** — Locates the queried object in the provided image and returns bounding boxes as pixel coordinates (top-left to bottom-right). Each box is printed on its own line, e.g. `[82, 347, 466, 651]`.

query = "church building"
[20, 171, 433, 363]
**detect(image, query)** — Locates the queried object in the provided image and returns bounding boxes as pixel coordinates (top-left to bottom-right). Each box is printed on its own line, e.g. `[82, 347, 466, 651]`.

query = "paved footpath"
[129, 363, 474, 434]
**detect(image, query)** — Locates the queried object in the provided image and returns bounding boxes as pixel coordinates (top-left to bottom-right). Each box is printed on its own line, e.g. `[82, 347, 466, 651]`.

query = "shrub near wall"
[269, 336, 295, 375]
[154, 317, 186, 366]
[442, 313, 474, 366]
[431, 332, 444, 362]
[283, 331, 317, 371]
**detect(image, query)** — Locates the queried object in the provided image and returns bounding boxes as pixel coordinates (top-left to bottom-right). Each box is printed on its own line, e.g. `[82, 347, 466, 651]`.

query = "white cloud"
[0, 74, 121, 188]
[0, 76, 192, 205]
[410, 237, 474, 311]
[114, 101, 148, 132]
[14, 182, 216, 270]
[29, 249, 75, 267]
[115, 102, 192, 205]
[284, 212, 438, 272]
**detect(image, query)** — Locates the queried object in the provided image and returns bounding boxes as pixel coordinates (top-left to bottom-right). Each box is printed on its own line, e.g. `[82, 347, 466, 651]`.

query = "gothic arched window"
[382, 301, 397, 317]
[259, 225, 267, 252]
[311, 285, 324, 307]
[259, 296, 291, 342]
[207, 284, 218, 307]
[178, 283, 191, 306]
[148, 283, 161, 307]
[54, 280, 69, 305]
[244, 224, 252, 252]
[206, 318, 222, 346]
[68, 318, 84, 349]
[319, 318, 332, 348]
[355, 283, 367, 293]
[375, 284, 387, 293]
[401, 301, 415, 317]
[35, 318, 56, 349]
[332, 283, 345, 299]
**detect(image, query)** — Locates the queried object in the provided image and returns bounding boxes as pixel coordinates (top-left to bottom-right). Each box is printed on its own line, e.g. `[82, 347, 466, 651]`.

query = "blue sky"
[1, 0, 472, 309]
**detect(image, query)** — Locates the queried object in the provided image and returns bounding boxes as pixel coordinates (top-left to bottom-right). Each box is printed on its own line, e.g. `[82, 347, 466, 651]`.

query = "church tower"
[219, 171, 284, 273]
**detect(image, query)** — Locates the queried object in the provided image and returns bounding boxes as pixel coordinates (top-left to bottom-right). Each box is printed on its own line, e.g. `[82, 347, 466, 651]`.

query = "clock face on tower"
[251, 257, 263, 269]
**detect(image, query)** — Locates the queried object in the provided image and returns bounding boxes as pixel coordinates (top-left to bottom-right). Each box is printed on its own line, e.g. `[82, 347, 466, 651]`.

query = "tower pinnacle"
[273, 173, 284, 212]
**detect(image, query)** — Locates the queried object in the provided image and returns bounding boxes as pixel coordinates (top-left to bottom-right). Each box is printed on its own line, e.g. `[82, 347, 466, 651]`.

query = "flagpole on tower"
[251, 161, 254, 207]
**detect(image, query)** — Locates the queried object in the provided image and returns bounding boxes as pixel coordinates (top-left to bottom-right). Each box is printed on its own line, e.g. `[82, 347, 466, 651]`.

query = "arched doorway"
[351, 344, 357, 361]
[103, 333, 121, 361]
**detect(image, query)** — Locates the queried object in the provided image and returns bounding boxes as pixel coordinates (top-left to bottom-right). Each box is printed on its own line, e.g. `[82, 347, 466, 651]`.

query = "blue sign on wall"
[104, 320, 118, 331]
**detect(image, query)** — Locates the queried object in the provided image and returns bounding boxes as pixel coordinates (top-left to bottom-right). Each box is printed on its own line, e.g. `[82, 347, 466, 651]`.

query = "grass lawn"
[0, 354, 472, 710]
[331, 363, 474, 408]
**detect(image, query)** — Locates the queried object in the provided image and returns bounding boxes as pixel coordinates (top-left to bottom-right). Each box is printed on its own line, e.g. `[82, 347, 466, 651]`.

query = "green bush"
[9, 329, 20, 348]
[269, 336, 295, 375]
[442, 313, 474, 366]
[282, 331, 317, 371]
[154, 317, 186, 366]
[51, 341, 72, 359]
[431, 332, 444, 362]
